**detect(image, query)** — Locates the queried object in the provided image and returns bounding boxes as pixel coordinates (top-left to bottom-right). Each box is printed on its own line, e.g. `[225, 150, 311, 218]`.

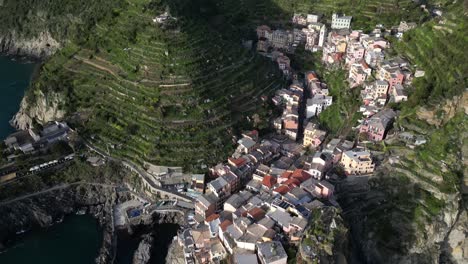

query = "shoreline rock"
[0, 31, 60, 60]
[165, 239, 185, 264]
[0, 184, 117, 264]
[11, 89, 66, 130]
[132, 234, 154, 264]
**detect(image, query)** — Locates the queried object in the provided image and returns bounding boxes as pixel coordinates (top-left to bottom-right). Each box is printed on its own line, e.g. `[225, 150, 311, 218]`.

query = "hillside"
[2, 0, 467, 262]
[0, 0, 127, 57]
[11, 0, 285, 171]
[0, 0, 125, 40]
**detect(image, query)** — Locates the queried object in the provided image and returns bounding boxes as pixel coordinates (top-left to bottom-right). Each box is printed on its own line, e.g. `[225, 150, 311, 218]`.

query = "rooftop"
[257, 241, 288, 263]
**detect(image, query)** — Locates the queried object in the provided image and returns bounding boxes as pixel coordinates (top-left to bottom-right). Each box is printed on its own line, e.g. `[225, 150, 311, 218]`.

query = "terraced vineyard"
[212, 0, 428, 31]
[31, 0, 284, 171]
[394, 3, 467, 106]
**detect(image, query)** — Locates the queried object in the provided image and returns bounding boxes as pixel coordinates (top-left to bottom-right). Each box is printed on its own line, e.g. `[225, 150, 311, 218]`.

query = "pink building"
[360, 109, 397, 141]
[388, 71, 405, 89]
[349, 61, 372, 87]
[314, 181, 334, 198]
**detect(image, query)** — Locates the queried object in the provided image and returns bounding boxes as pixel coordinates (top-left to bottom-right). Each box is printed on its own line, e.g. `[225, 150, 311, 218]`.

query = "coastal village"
[0, 9, 431, 264]
[1, 0, 467, 263]
[180, 12, 426, 264]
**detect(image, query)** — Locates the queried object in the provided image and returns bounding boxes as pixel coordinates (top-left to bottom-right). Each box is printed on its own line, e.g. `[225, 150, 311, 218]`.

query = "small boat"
[76, 209, 86, 215]
[15, 229, 26, 235]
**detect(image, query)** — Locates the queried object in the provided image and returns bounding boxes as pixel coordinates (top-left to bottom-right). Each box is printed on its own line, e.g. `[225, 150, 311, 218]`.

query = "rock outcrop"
[0, 184, 117, 264]
[0, 31, 60, 59]
[442, 208, 468, 264]
[165, 239, 185, 264]
[337, 174, 462, 264]
[11, 89, 66, 130]
[299, 207, 350, 264]
[132, 234, 154, 264]
[416, 91, 468, 128]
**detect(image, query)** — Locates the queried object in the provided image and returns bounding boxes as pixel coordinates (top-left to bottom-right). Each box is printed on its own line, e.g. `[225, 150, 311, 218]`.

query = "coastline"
[0, 184, 117, 264]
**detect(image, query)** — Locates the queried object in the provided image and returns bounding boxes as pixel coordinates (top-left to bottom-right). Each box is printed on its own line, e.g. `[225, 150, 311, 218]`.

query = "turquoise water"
[0, 215, 102, 264]
[0, 56, 36, 140]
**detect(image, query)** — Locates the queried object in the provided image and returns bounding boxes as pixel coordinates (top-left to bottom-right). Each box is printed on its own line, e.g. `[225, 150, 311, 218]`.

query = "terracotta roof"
[262, 175, 277, 189]
[273, 185, 290, 195]
[307, 72, 318, 81]
[292, 169, 311, 182]
[284, 178, 301, 188]
[280, 171, 293, 179]
[228, 157, 246, 167]
[292, 169, 303, 178]
[247, 207, 266, 221]
[219, 220, 233, 231]
[205, 214, 220, 222]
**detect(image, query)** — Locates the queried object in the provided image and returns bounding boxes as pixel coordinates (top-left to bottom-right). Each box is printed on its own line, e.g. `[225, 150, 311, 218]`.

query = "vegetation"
[392, 2, 467, 107]
[0, 0, 126, 41]
[300, 207, 348, 263]
[317, 70, 361, 137]
[20, 0, 284, 171]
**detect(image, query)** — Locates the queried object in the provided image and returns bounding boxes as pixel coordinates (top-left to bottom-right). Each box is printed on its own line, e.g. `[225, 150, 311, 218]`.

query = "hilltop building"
[331, 13, 352, 29]
[340, 149, 375, 175]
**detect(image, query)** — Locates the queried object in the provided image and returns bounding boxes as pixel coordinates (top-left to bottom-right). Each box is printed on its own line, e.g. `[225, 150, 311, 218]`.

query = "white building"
[318, 24, 327, 47]
[307, 14, 320, 23]
[306, 95, 333, 118]
[331, 13, 352, 29]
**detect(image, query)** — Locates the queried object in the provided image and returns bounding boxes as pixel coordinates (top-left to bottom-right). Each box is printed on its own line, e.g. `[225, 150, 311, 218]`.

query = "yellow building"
[303, 123, 326, 149]
[340, 150, 375, 175]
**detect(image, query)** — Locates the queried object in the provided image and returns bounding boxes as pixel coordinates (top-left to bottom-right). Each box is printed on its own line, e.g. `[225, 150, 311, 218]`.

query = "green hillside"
[0, 0, 126, 41]
[394, 2, 467, 106]
[25, 0, 284, 171]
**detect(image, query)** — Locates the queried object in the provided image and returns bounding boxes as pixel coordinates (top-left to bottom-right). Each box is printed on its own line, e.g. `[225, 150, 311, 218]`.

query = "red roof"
[292, 169, 303, 178]
[284, 178, 301, 188]
[262, 175, 277, 189]
[219, 220, 233, 231]
[205, 214, 220, 222]
[228, 157, 246, 167]
[280, 171, 293, 179]
[292, 169, 311, 182]
[273, 185, 290, 195]
[307, 72, 318, 82]
[247, 207, 266, 221]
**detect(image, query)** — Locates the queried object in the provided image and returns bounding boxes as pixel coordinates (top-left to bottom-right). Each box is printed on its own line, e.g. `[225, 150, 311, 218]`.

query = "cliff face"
[299, 207, 350, 264]
[0, 31, 60, 59]
[337, 174, 463, 264]
[11, 89, 66, 130]
[442, 209, 468, 263]
[132, 234, 154, 264]
[0, 184, 117, 264]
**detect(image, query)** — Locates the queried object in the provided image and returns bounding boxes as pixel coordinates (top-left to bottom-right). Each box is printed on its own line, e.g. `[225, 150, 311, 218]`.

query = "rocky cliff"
[11, 89, 66, 130]
[165, 239, 185, 264]
[299, 207, 350, 264]
[337, 173, 464, 264]
[132, 234, 154, 264]
[127, 211, 184, 264]
[442, 208, 468, 263]
[0, 184, 117, 264]
[0, 31, 60, 59]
